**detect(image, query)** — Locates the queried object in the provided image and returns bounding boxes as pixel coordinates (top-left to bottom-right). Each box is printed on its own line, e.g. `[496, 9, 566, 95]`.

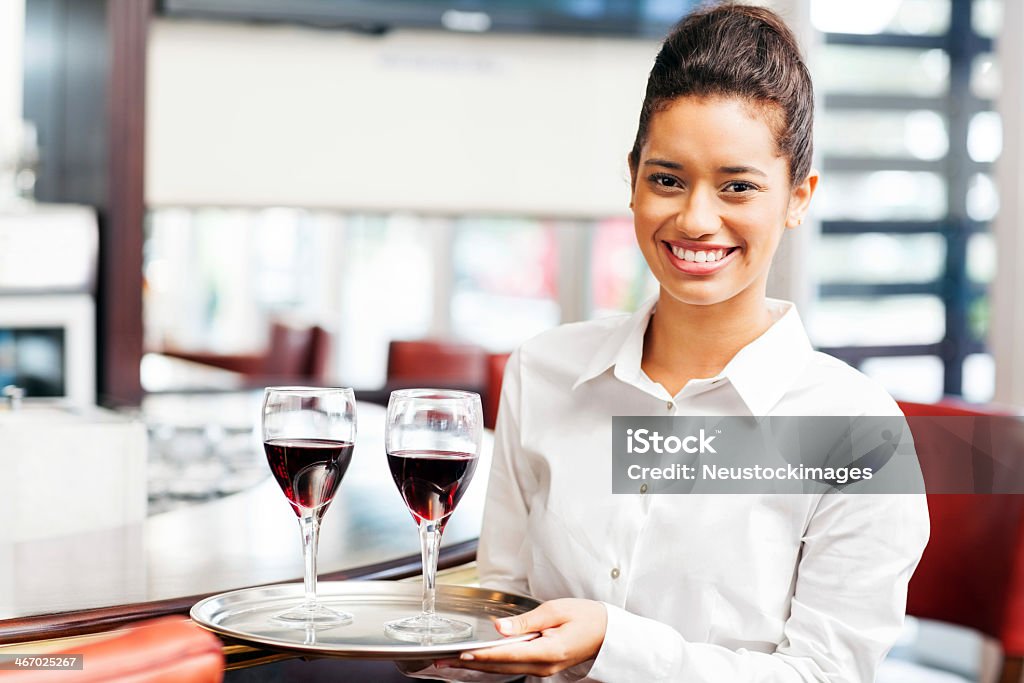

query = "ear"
[627, 153, 638, 211]
[785, 168, 819, 229]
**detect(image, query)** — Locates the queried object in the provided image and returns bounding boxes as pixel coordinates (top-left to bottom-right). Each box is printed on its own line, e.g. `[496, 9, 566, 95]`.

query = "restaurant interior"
[2, 0, 1024, 680]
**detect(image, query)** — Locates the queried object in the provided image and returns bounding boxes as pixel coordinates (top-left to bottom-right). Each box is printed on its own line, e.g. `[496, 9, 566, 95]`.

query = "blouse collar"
[573, 296, 815, 416]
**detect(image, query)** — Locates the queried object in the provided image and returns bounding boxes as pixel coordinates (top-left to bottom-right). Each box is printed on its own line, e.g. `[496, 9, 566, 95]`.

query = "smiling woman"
[412, 3, 931, 683]
[631, 94, 818, 396]
[631, 96, 811, 311]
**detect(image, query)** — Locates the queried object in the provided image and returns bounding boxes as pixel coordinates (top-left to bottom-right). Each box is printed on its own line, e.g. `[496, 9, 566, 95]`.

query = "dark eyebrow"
[643, 159, 768, 178]
[720, 165, 768, 178]
[643, 158, 683, 170]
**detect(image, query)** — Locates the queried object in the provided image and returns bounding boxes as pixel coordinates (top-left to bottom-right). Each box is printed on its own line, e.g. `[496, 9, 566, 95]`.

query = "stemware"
[383, 389, 483, 642]
[262, 387, 356, 626]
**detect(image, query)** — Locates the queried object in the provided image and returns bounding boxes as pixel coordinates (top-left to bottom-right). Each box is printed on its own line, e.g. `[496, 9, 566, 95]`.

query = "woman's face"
[629, 95, 816, 309]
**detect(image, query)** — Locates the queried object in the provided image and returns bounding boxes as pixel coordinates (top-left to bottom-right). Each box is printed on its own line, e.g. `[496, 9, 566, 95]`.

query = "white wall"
[992, 0, 1024, 405]
[763, 0, 817, 311]
[146, 19, 659, 218]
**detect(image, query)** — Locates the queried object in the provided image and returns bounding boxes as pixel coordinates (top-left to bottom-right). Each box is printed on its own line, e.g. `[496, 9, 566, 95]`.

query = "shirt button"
[666, 401, 674, 410]
[640, 483, 648, 494]
[610, 567, 621, 579]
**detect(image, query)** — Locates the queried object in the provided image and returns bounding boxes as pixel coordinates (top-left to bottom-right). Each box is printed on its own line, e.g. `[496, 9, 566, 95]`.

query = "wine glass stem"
[299, 514, 321, 610]
[419, 520, 443, 617]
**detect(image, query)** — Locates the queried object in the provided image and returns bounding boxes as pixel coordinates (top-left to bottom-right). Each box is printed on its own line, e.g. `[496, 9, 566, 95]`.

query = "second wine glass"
[384, 389, 483, 643]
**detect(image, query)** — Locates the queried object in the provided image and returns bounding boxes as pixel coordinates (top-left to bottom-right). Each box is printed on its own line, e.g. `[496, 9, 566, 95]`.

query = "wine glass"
[384, 389, 483, 643]
[262, 387, 357, 627]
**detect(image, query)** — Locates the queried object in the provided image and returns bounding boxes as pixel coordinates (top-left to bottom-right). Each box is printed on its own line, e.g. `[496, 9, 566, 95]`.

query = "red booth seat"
[898, 400, 1024, 683]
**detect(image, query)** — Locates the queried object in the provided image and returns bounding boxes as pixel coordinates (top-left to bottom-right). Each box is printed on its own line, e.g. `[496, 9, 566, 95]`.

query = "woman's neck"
[641, 289, 776, 397]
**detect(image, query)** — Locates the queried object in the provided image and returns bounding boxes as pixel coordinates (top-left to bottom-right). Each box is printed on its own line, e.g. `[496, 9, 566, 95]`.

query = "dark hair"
[629, 2, 814, 187]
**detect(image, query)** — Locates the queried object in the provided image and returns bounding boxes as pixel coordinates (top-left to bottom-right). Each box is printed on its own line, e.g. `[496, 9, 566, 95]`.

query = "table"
[140, 352, 247, 393]
[0, 397, 491, 644]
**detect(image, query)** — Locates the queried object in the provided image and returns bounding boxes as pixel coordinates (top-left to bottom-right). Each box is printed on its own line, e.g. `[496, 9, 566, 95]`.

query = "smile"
[662, 242, 739, 275]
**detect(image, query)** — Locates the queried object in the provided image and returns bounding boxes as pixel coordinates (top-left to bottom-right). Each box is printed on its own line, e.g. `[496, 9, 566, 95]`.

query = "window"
[589, 217, 658, 317]
[337, 214, 435, 387]
[810, 0, 999, 402]
[450, 218, 560, 351]
[144, 209, 565, 388]
[144, 207, 329, 354]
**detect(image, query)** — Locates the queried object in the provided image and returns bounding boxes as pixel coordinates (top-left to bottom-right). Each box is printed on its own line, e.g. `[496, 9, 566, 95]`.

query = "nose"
[672, 185, 720, 238]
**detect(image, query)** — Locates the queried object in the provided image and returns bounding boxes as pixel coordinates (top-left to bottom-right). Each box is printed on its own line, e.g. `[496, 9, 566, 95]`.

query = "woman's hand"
[434, 598, 608, 678]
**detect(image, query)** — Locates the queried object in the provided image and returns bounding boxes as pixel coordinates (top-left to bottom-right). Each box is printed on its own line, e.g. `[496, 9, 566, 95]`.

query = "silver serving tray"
[190, 581, 541, 659]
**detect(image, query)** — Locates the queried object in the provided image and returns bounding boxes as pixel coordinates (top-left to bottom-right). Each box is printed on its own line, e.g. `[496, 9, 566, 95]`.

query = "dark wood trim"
[99, 0, 151, 406]
[999, 655, 1023, 683]
[0, 540, 478, 645]
[22, 0, 151, 406]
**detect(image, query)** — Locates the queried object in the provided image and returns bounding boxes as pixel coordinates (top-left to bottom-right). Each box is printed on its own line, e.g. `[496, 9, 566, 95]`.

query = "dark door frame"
[23, 0, 151, 406]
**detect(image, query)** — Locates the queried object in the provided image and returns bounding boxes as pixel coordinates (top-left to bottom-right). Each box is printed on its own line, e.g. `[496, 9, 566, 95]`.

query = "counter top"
[0, 399, 489, 643]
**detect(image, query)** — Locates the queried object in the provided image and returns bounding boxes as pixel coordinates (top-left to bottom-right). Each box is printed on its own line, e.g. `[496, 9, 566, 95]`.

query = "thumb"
[495, 602, 560, 636]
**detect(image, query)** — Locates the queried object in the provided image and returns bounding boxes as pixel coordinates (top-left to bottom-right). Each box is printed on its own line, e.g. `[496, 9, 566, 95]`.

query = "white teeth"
[670, 245, 731, 263]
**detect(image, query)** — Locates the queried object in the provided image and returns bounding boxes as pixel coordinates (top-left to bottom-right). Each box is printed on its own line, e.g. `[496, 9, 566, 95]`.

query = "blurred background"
[1, 0, 1020, 410]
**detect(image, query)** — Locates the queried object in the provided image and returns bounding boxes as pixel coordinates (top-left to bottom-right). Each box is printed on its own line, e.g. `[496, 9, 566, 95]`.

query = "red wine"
[387, 450, 479, 525]
[264, 438, 354, 517]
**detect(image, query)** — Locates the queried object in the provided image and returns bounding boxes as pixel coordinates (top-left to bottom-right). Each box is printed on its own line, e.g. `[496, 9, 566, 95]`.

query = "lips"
[662, 241, 739, 275]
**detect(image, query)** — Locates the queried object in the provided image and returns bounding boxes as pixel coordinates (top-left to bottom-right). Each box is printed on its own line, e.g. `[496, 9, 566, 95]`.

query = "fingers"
[432, 599, 604, 677]
[433, 629, 570, 677]
[436, 644, 566, 678]
[460, 637, 561, 664]
[494, 600, 565, 636]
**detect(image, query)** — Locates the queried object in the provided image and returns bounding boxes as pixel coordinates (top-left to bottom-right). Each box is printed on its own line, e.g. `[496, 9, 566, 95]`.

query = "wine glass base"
[384, 614, 474, 643]
[273, 603, 353, 628]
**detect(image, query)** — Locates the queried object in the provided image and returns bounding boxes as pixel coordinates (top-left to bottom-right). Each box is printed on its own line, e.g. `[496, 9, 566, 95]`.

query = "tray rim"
[190, 580, 541, 660]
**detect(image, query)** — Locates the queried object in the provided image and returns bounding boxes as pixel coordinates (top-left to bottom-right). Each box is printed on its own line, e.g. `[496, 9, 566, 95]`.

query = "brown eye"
[724, 181, 758, 193]
[649, 173, 682, 188]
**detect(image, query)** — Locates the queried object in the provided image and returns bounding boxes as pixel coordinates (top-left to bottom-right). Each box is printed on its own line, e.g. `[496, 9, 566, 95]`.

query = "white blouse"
[477, 298, 930, 682]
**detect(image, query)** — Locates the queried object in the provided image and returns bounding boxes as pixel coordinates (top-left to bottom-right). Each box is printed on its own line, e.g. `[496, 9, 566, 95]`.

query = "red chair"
[0, 617, 223, 682]
[899, 399, 1017, 420]
[897, 400, 1024, 683]
[264, 322, 331, 380]
[386, 340, 488, 388]
[162, 321, 332, 383]
[484, 352, 511, 429]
